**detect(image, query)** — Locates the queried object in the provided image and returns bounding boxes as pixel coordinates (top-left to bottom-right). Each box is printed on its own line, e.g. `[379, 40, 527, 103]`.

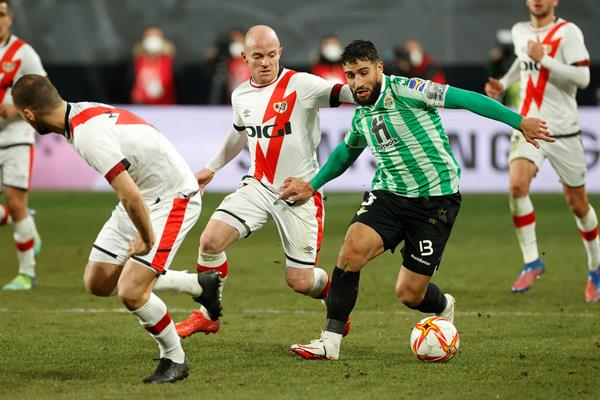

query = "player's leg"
[2, 146, 41, 290]
[83, 261, 122, 296]
[173, 180, 267, 337]
[290, 221, 385, 360]
[547, 136, 599, 302]
[508, 156, 544, 292]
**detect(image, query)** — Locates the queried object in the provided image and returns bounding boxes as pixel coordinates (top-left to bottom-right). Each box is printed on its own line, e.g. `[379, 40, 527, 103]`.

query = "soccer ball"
[410, 316, 459, 362]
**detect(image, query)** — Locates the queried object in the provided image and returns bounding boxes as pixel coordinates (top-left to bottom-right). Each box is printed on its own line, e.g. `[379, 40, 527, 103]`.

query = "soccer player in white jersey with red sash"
[485, 0, 599, 301]
[154, 25, 354, 337]
[12, 75, 222, 384]
[0, 1, 45, 291]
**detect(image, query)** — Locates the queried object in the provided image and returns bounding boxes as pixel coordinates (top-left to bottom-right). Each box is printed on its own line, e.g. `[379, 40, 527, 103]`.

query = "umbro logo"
[243, 109, 251, 117]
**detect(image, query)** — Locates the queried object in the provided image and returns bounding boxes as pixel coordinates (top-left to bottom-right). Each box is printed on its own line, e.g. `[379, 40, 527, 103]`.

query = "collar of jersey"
[249, 67, 285, 88]
[528, 17, 563, 33]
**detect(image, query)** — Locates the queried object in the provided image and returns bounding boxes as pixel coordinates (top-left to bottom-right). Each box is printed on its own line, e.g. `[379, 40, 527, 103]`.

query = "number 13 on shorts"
[419, 240, 433, 256]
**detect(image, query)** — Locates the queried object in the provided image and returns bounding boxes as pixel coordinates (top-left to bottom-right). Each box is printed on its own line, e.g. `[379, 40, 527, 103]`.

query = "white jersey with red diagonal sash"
[0, 35, 46, 146]
[66, 102, 198, 201]
[512, 18, 589, 135]
[231, 68, 346, 192]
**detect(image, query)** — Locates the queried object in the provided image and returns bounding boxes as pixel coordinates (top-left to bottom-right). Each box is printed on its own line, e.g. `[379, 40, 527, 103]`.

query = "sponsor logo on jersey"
[273, 101, 288, 114]
[243, 109, 251, 118]
[407, 78, 427, 93]
[2, 61, 15, 73]
[383, 95, 395, 109]
[246, 121, 293, 138]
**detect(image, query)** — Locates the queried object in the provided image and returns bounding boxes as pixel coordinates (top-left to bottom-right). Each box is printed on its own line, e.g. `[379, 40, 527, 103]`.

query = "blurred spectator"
[486, 29, 519, 107]
[401, 39, 446, 84]
[386, 46, 412, 77]
[206, 28, 250, 104]
[131, 27, 176, 105]
[311, 34, 346, 84]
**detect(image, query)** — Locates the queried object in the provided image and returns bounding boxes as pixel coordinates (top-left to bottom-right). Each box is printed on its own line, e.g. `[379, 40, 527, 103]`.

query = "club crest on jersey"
[273, 101, 288, 114]
[407, 78, 427, 93]
[2, 61, 15, 73]
[383, 95, 395, 109]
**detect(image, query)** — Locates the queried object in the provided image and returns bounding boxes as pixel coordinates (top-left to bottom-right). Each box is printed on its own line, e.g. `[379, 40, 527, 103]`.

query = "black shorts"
[350, 190, 461, 276]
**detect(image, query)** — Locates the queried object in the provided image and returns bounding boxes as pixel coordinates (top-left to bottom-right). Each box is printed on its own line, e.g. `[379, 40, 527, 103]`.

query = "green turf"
[1, 192, 599, 399]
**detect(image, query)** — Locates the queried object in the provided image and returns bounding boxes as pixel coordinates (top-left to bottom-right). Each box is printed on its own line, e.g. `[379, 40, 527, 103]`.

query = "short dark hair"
[12, 75, 63, 114]
[341, 40, 380, 65]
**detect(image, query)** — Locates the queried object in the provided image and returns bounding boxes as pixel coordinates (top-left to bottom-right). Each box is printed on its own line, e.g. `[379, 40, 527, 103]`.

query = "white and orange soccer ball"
[410, 316, 460, 362]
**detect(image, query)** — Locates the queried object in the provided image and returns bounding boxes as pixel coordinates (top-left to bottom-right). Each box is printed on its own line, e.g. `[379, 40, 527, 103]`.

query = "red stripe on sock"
[579, 227, 599, 241]
[315, 272, 331, 300]
[513, 212, 535, 228]
[197, 260, 229, 279]
[15, 239, 34, 251]
[145, 312, 172, 335]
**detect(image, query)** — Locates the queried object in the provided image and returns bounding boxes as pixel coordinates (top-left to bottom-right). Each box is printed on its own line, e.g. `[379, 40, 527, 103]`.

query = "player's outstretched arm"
[111, 171, 155, 257]
[444, 86, 554, 148]
[198, 127, 248, 194]
[278, 143, 364, 202]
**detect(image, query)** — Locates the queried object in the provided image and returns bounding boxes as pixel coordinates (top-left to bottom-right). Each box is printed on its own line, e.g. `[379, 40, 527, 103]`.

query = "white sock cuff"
[131, 293, 168, 327]
[308, 267, 329, 298]
[198, 252, 227, 268]
[509, 195, 534, 217]
[576, 207, 598, 232]
[13, 216, 35, 242]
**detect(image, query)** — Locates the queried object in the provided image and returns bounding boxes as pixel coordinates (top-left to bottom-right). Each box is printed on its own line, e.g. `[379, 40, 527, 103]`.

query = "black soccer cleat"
[193, 271, 223, 321]
[142, 358, 189, 384]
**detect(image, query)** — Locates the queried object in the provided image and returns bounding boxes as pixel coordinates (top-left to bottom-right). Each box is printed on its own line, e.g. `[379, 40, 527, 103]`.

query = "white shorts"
[508, 130, 586, 187]
[211, 177, 324, 268]
[89, 191, 201, 273]
[0, 144, 34, 191]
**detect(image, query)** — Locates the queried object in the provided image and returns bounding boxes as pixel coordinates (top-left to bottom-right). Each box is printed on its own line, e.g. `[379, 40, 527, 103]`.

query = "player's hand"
[128, 233, 154, 258]
[278, 177, 314, 202]
[0, 104, 19, 119]
[527, 39, 545, 63]
[519, 117, 554, 148]
[195, 168, 215, 196]
[484, 78, 505, 99]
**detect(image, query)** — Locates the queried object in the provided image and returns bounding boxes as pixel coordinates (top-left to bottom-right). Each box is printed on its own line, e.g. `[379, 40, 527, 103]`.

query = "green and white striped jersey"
[345, 75, 461, 197]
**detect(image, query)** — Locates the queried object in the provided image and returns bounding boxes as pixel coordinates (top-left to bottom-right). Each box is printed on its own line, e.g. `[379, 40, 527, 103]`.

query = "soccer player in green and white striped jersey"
[279, 40, 553, 361]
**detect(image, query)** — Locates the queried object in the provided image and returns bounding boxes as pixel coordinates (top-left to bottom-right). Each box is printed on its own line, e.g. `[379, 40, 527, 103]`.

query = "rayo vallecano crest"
[273, 101, 288, 114]
[2, 61, 15, 73]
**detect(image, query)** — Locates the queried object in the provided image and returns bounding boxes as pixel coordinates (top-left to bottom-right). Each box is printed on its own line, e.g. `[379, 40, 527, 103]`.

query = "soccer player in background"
[0, 0, 44, 290]
[11, 75, 222, 383]
[154, 25, 355, 338]
[484, 0, 598, 301]
[279, 40, 552, 360]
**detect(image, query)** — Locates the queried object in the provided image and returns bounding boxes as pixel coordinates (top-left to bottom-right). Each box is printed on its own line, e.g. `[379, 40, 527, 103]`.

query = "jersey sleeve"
[561, 24, 590, 66]
[75, 123, 129, 183]
[231, 92, 246, 132]
[295, 72, 345, 109]
[19, 44, 46, 76]
[343, 114, 368, 149]
[391, 76, 448, 108]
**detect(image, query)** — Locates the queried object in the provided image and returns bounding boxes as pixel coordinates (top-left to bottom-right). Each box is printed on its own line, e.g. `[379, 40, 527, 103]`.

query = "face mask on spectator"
[229, 42, 244, 57]
[322, 44, 342, 62]
[143, 35, 165, 54]
[409, 50, 423, 66]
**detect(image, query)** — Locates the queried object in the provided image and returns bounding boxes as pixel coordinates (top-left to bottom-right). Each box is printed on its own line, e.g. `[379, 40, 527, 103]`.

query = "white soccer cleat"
[437, 293, 455, 324]
[290, 332, 340, 360]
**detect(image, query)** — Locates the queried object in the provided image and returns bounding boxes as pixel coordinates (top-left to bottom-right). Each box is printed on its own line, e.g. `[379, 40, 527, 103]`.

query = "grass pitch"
[0, 192, 599, 399]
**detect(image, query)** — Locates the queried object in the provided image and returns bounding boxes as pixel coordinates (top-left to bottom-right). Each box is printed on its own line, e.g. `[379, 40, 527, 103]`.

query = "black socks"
[324, 266, 360, 334]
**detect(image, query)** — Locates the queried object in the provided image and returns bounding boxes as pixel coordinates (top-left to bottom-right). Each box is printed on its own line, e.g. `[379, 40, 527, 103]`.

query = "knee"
[286, 275, 313, 294]
[200, 231, 227, 254]
[565, 196, 588, 218]
[394, 284, 423, 308]
[117, 285, 145, 310]
[338, 242, 369, 271]
[83, 275, 114, 297]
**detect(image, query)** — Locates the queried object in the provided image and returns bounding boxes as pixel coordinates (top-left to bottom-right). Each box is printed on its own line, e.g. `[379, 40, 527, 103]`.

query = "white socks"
[509, 195, 539, 264]
[154, 270, 203, 296]
[307, 267, 330, 299]
[13, 216, 36, 277]
[576, 207, 600, 271]
[131, 293, 185, 363]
